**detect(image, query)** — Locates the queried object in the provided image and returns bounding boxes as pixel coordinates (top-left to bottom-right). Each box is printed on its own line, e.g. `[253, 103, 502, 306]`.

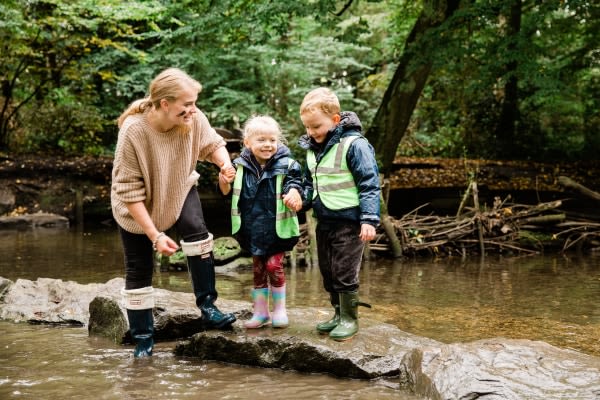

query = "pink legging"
[252, 253, 286, 288]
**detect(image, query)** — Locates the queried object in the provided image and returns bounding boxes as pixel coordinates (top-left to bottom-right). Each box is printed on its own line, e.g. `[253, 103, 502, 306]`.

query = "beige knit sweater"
[111, 109, 226, 234]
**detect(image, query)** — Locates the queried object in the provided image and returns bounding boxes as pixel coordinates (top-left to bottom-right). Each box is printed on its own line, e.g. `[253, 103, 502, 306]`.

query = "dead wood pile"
[292, 176, 600, 262]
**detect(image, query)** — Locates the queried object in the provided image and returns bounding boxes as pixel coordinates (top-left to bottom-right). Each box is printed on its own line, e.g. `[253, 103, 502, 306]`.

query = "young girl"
[219, 115, 303, 328]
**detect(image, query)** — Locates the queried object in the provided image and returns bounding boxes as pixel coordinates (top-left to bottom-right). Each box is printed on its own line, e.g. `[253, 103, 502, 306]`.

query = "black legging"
[119, 187, 209, 290]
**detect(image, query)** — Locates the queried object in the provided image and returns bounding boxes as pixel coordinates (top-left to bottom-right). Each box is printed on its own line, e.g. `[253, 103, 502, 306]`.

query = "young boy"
[299, 87, 380, 341]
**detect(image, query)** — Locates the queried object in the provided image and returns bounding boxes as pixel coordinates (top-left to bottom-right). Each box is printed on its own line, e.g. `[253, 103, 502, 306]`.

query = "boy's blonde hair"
[117, 68, 202, 127]
[243, 115, 286, 143]
[299, 87, 340, 117]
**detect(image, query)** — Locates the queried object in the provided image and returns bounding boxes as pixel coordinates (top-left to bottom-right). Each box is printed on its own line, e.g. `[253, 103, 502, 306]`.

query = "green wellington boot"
[316, 292, 340, 334]
[329, 292, 371, 341]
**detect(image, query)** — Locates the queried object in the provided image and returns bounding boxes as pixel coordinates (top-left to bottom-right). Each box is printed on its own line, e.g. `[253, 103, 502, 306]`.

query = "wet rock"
[175, 313, 438, 379]
[401, 339, 600, 399]
[0, 277, 121, 324]
[0, 212, 69, 229]
[2, 276, 600, 398]
[88, 296, 128, 344]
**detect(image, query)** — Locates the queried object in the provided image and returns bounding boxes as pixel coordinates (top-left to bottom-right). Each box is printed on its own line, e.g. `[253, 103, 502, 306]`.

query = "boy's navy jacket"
[232, 144, 303, 256]
[298, 111, 380, 227]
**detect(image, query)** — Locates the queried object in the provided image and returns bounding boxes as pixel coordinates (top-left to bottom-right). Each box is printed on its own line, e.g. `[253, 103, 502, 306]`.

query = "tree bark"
[494, 0, 522, 156]
[366, 0, 461, 174]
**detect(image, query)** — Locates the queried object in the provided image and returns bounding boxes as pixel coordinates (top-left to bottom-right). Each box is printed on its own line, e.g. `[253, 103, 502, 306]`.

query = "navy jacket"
[298, 111, 380, 227]
[232, 144, 303, 256]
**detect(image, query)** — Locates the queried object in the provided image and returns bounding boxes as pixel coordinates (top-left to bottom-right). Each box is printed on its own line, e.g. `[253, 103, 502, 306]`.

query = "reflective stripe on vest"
[306, 136, 360, 210]
[231, 159, 300, 239]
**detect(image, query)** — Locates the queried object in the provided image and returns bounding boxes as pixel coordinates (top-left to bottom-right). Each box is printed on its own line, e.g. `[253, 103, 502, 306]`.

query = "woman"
[111, 67, 236, 357]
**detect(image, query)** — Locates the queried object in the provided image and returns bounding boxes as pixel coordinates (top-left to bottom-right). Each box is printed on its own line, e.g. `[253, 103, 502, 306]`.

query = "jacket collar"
[234, 145, 291, 176]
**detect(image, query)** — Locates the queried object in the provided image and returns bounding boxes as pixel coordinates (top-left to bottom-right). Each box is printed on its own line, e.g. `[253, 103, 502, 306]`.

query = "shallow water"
[1, 226, 600, 399]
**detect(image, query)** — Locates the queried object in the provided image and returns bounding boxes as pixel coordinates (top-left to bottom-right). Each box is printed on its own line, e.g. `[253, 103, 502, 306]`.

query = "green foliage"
[1, 0, 597, 163]
[398, 0, 599, 161]
[0, 0, 165, 153]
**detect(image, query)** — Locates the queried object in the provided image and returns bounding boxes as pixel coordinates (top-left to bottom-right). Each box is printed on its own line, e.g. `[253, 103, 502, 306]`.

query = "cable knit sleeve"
[111, 132, 146, 203]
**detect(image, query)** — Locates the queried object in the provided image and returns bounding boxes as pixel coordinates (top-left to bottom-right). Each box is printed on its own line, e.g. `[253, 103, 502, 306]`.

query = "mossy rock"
[155, 236, 242, 268]
[213, 236, 242, 264]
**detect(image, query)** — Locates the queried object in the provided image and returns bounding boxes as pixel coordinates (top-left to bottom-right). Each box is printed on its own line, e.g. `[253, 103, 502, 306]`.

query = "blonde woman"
[112, 68, 236, 357]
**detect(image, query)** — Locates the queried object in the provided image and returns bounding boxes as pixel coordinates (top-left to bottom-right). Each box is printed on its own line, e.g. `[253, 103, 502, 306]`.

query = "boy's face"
[301, 110, 340, 144]
[244, 132, 279, 165]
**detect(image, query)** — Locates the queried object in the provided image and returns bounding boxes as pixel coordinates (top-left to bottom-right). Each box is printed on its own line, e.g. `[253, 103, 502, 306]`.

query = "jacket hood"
[298, 111, 363, 151]
[298, 111, 362, 152]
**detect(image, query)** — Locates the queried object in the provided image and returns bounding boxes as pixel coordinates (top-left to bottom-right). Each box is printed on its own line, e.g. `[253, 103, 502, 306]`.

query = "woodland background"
[1, 0, 598, 174]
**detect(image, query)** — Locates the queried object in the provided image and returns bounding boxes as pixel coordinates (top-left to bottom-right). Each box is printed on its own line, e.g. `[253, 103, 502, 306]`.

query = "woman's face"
[162, 88, 198, 128]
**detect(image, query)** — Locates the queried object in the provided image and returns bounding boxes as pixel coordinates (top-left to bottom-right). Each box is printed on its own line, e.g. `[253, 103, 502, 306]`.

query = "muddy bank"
[1, 154, 598, 224]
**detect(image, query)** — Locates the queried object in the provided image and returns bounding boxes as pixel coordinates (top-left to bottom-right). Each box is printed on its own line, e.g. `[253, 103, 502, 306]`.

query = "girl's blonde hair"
[299, 87, 340, 117]
[243, 115, 286, 144]
[117, 68, 202, 127]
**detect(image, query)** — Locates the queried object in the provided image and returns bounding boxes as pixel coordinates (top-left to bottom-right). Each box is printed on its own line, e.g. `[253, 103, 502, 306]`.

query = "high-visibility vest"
[306, 136, 360, 210]
[231, 159, 300, 239]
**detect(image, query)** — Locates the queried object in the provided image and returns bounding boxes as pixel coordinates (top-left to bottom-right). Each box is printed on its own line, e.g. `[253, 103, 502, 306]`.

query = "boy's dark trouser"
[315, 222, 364, 293]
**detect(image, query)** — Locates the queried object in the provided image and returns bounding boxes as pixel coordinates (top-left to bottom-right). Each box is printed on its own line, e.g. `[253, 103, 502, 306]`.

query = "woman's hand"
[219, 164, 236, 183]
[153, 233, 179, 256]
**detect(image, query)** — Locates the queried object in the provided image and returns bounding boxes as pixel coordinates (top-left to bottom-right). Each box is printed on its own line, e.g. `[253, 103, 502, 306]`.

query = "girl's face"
[300, 109, 340, 144]
[244, 132, 279, 165]
[161, 88, 198, 129]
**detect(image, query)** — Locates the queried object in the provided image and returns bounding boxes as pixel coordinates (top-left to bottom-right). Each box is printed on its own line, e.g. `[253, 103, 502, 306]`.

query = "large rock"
[0, 277, 118, 325]
[401, 339, 600, 399]
[174, 311, 438, 379]
[1, 276, 600, 399]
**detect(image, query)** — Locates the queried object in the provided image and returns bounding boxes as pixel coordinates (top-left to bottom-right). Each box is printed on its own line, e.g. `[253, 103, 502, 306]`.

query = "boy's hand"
[359, 223, 376, 242]
[282, 188, 302, 211]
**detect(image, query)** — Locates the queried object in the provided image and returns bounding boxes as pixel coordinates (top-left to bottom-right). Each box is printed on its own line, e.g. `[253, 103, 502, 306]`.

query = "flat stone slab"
[175, 309, 439, 379]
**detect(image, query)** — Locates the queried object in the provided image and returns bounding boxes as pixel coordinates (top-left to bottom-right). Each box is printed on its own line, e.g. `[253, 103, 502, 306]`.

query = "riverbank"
[2, 153, 599, 222]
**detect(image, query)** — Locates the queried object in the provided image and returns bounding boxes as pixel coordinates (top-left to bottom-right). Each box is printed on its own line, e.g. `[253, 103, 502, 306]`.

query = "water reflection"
[1, 227, 600, 398]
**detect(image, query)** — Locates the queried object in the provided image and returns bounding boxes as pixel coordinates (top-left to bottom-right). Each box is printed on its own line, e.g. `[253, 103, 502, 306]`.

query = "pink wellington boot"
[244, 287, 271, 328]
[271, 284, 289, 328]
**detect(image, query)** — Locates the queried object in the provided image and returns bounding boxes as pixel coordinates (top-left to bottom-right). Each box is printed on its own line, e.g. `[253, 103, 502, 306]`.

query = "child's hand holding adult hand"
[219, 164, 236, 183]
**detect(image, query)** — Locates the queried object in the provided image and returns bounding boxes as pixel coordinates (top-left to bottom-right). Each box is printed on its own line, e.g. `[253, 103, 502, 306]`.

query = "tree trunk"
[365, 0, 461, 174]
[494, 0, 522, 157]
